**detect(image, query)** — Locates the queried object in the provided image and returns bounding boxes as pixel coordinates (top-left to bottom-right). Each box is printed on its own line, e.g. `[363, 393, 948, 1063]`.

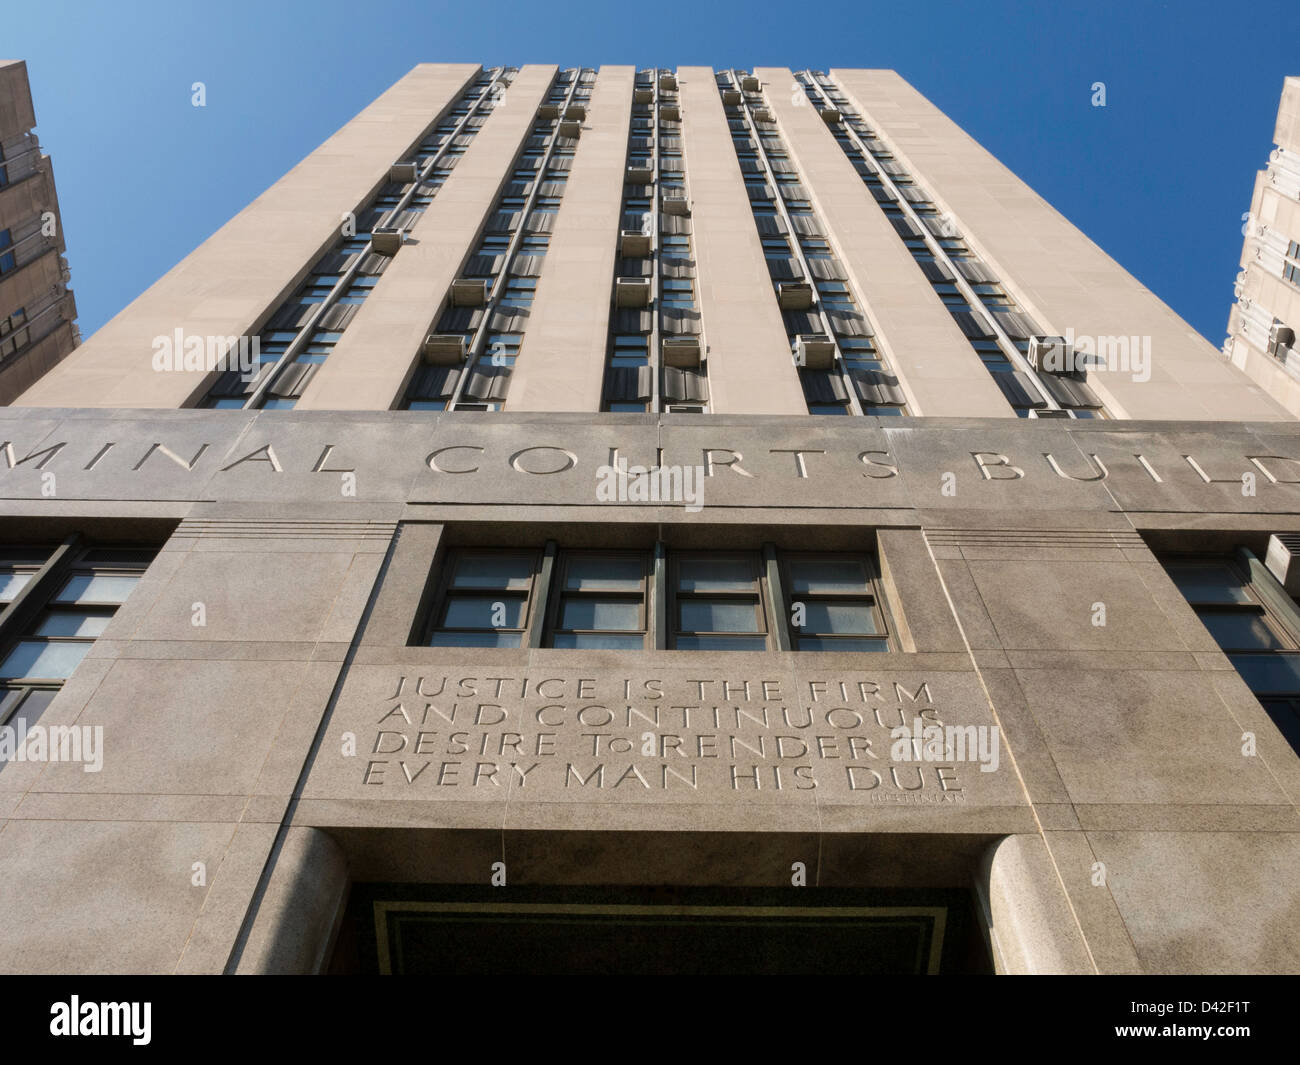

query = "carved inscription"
[360, 674, 975, 804]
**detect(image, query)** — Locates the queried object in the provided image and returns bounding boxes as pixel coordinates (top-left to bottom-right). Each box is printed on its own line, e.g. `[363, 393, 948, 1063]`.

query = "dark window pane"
[1167, 565, 1251, 604]
[786, 559, 870, 595]
[798, 601, 879, 635]
[53, 574, 140, 605]
[675, 635, 766, 651]
[559, 598, 641, 631]
[0, 571, 33, 602]
[551, 633, 644, 650]
[1229, 653, 1300, 693]
[679, 600, 760, 633]
[796, 636, 889, 652]
[441, 596, 525, 629]
[1198, 611, 1285, 651]
[33, 611, 114, 638]
[564, 556, 643, 591]
[429, 630, 522, 648]
[450, 554, 534, 590]
[0, 641, 91, 680]
[677, 558, 754, 592]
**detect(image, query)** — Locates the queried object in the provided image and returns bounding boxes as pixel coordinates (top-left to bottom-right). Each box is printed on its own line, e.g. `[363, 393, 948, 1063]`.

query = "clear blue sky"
[9, 0, 1299, 344]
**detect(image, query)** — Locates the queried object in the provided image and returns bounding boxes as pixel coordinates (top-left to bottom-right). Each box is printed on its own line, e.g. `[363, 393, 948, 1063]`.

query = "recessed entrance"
[334, 885, 990, 974]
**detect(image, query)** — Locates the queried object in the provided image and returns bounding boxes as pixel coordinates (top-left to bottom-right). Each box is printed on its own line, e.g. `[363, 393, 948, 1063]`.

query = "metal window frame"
[543, 549, 651, 649]
[425, 546, 543, 647]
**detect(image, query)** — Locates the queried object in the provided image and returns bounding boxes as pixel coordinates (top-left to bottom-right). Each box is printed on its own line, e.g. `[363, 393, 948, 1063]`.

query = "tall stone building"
[0, 59, 77, 405]
[1227, 76, 1300, 417]
[1, 65, 1297, 976]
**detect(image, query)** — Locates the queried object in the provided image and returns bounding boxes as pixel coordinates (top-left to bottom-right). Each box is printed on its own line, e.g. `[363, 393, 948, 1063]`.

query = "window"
[422, 544, 891, 653]
[661, 278, 695, 306]
[670, 554, 767, 651]
[426, 550, 540, 648]
[501, 277, 536, 306]
[0, 545, 154, 729]
[781, 555, 888, 651]
[548, 552, 649, 649]
[0, 230, 14, 275]
[1164, 554, 1300, 750]
[612, 335, 649, 366]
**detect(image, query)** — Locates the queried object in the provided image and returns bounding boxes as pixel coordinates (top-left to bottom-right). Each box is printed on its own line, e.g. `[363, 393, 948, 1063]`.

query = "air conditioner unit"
[633, 86, 653, 104]
[777, 282, 813, 310]
[422, 334, 467, 365]
[450, 278, 488, 307]
[389, 162, 418, 183]
[793, 334, 835, 369]
[370, 227, 404, 255]
[660, 104, 681, 121]
[662, 191, 690, 216]
[663, 335, 701, 367]
[615, 277, 652, 307]
[1265, 533, 1300, 594]
[819, 107, 842, 124]
[626, 163, 654, 184]
[659, 73, 677, 92]
[537, 102, 561, 119]
[752, 107, 774, 123]
[721, 89, 741, 106]
[741, 75, 759, 92]
[619, 230, 652, 257]
[1027, 335, 1076, 376]
[1268, 321, 1296, 358]
[565, 103, 587, 121]
[558, 119, 582, 138]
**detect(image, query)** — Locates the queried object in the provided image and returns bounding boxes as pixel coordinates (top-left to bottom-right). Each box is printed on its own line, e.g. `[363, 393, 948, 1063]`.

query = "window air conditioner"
[1027, 335, 1076, 376]
[615, 277, 652, 307]
[422, 335, 467, 365]
[370, 227, 404, 255]
[662, 336, 701, 367]
[793, 334, 835, 369]
[777, 282, 813, 310]
[619, 230, 652, 257]
[1268, 321, 1296, 358]
[1265, 533, 1300, 594]
[450, 279, 488, 307]
[662, 190, 690, 216]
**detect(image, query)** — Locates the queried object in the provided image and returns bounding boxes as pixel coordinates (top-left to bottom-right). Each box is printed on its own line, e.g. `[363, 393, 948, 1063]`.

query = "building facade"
[0, 64, 1298, 975]
[1228, 77, 1300, 417]
[0, 59, 78, 405]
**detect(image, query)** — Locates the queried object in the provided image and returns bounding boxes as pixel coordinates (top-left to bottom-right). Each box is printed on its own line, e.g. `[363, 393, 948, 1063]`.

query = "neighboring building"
[0, 65, 1298, 976]
[1227, 76, 1300, 413]
[0, 59, 77, 404]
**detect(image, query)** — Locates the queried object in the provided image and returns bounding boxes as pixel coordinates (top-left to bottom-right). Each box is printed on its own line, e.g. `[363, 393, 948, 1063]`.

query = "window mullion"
[0, 533, 81, 650]
[526, 540, 558, 648]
